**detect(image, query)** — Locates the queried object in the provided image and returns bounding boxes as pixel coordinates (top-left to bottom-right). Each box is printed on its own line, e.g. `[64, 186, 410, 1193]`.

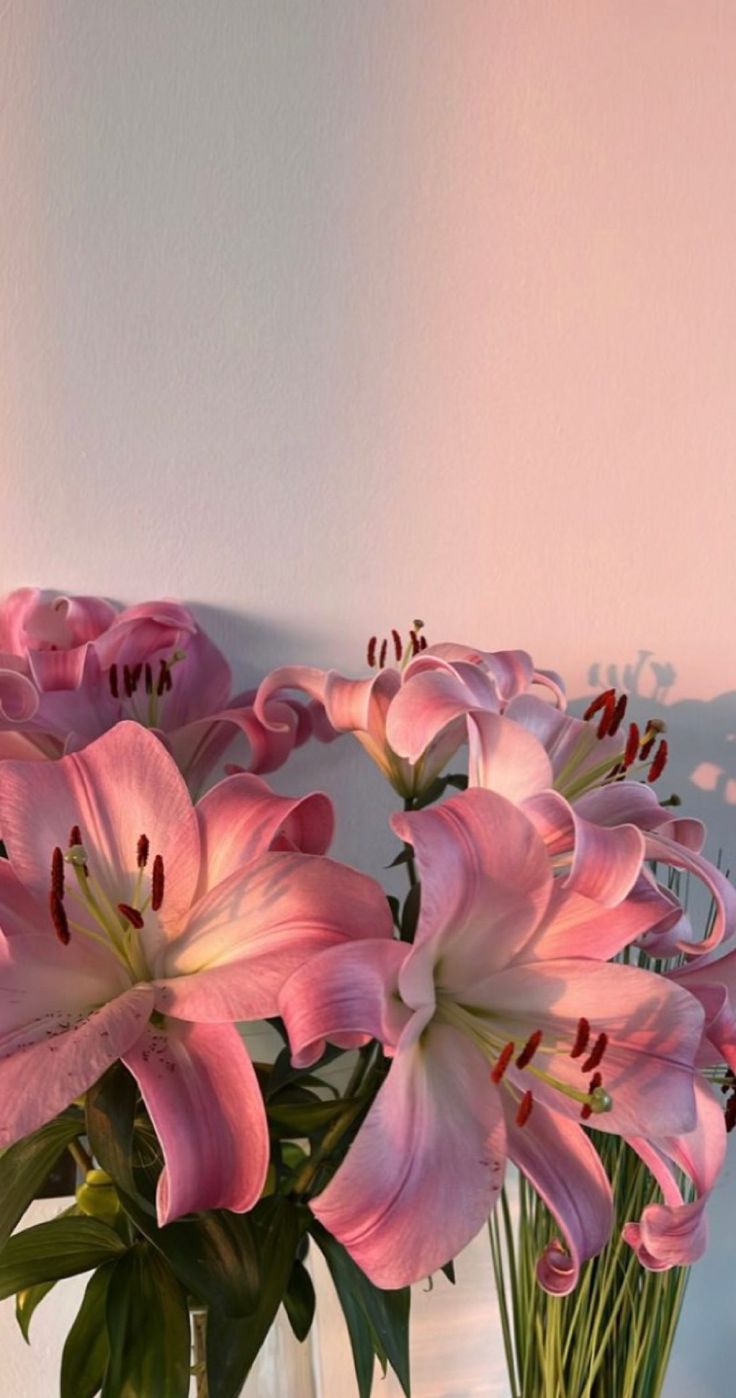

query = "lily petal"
[0, 985, 153, 1146]
[279, 939, 411, 1067]
[518, 875, 681, 963]
[0, 722, 200, 930]
[522, 790, 645, 906]
[502, 1096, 613, 1294]
[154, 852, 393, 1021]
[386, 665, 501, 765]
[467, 712, 553, 803]
[311, 1019, 506, 1288]
[123, 1019, 268, 1225]
[195, 773, 333, 893]
[392, 790, 552, 987]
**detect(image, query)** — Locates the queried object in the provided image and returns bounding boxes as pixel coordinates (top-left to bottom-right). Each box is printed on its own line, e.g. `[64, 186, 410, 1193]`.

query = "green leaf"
[206, 1196, 306, 1398]
[85, 1063, 138, 1197]
[266, 1043, 343, 1100]
[118, 1190, 260, 1317]
[0, 1111, 83, 1251]
[283, 1257, 316, 1342]
[102, 1244, 190, 1398]
[61, 1262, 115, 1398]
[15, 1280, 56, 1343]
[313, 1223, 411, 1398]
[267, 1098, 351, 1136]
[441, 1258, 456, 1284]
[0, 1216, 125, 1299]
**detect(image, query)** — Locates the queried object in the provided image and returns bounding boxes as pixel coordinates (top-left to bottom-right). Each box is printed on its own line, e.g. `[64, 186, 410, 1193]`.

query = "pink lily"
[279, 789, 705, 1290]
[254, 633, 563, 799]
[0, 589, 310, 791]
[386, 665, 735, 952]
[0, 722, 392, 1224]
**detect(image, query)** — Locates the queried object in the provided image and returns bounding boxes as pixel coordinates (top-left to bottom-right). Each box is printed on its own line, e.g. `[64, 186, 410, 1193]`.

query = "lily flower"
[0, 589, 310, 791]
[0, 722, 392, 1224]
[279, 789, 705, 1291]
[254, 628, 563, 799]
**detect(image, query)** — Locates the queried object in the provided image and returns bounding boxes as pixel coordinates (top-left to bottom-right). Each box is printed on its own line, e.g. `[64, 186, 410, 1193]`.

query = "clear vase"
[190, 1305, 317, 1398]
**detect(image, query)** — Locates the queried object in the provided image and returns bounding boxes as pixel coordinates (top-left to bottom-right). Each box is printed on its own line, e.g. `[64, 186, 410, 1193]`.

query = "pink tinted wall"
[0, 3, 735, 1394]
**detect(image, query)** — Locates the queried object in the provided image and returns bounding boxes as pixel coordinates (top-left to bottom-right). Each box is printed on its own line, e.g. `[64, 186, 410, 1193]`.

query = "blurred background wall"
[1, 3, 735, 1393]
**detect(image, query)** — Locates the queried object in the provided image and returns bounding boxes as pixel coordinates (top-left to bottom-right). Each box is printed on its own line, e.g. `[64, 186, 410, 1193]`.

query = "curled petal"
[167, 697, 302, 792]
[124, 1019, 269, 1225]
[311, 1020, 507, 1288]
[523, 790, 644, 906]
[503, 1095, 613, 1294]
[386, 665, 501, 765]
[467, 712, 553, 803]
[196, 772, 333, 892]
[279, 938, 411, 1067]
[254, 667, 330, 732]
[519, 874, 682, 964]
[643, 830, 736, 955]
[0, 666, 39, 723]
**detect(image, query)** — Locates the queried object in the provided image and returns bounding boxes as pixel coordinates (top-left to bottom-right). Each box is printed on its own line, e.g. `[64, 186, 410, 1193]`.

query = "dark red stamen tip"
[379, 638, 388, 668]
[570, 1017, 590, 1059]
[583, 688, 615, 721]
[108, 664, 119, 699]
[725, 1094, 736, 1133]
[123, 664, 134, 698]
[144, 663, 153, 695]
[118, 902, 144, 930]
[69, 825, 82, 848]
[51, 846, 64, 900]
[624, 723, 640, 768]
[367, 636, 377, 668]
[596, 695, 616, 739]
[391, 628, 403, 662]
[409, 629, 420, 656]
[419, 634, 428, 650]
[165, 667, 173, 692]
[151, 854, 164, 911]
[490, 1042, 515, 1084]
[156, 659, 169, 697]
[515, 1029, 543, 1070]
[581, 1032, 609, 1073]
[516, 1090, 534, 1127]
[49, 890, 70, 945]
[137, 834, 150, 870]
[647, 739, 668, 783]
[607, 693, 628, 737]
[580, 1071, 602, 1121]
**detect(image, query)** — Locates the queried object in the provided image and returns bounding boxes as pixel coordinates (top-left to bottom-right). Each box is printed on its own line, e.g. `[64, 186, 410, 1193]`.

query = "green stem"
[68, 1139, 93, 1176]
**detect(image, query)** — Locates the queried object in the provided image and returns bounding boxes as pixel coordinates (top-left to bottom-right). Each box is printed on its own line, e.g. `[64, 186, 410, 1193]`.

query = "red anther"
[726, 1094, 736, 1133]
[69, 825, 82, 848]
[123, 664, 134, 698]
[516, 1091, 534, 1127]
[109, 665, 119, 699]
[515, 1029, 543, 1070]
[367, 637, 377, 667]
[136, 834, 150, 870]
[144, 663, 153, 695]
[151, 854, 165, 911]
[118, 902, 144, 930]
[624, 723, 640, 768]
[391, 629, 403, 662]
[379, 638, 388, 668]
[596, 695, 616, 739]
[164, 667, 173, 692]
[49, 890, 70, 945]
[583, 689, 615, 721]
[647, 739, 668, 783]
[581, 1032, 609, 1073]
[131, 663, 143, 690]
[580, 1071, 602, 1121]
[607, 693, 628, 737]
[490, 1042, 515, 1084]
[51, 847, 64, 900]
[570, 1017, 591, 1059]
[156, 659, 169, 697]
[419, 634, 428, 650]
[409, 629, 420, 656]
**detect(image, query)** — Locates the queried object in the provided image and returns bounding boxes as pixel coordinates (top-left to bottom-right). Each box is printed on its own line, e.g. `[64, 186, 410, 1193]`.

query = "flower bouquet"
[0, 590, 732, 1398]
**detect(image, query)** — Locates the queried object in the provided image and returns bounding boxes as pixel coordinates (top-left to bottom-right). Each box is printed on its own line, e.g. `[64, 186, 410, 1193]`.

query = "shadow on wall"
[572, 649, 736, 869]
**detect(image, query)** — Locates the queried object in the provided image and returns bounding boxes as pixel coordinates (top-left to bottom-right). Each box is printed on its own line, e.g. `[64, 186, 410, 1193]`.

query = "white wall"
[1, 3, 735, 1394]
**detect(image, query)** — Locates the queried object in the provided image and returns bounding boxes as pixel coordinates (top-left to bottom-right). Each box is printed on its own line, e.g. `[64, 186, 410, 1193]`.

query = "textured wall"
[1, 3, 735, 1394]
